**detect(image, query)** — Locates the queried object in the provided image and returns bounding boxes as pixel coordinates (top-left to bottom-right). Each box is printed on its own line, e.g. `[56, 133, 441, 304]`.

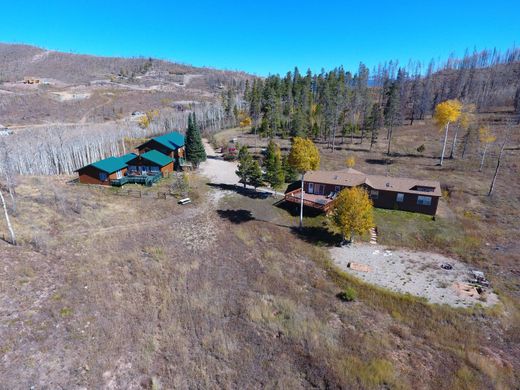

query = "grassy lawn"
[374, 208, 482, 263]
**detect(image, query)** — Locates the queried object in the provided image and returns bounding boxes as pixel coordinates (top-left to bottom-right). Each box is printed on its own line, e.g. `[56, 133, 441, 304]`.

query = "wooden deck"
[284, 189, 335, 213]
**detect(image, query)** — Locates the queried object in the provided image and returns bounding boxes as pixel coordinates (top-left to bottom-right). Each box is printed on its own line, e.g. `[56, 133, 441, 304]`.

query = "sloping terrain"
[0, 43, 251, 125]
[0, 173, 518, 389]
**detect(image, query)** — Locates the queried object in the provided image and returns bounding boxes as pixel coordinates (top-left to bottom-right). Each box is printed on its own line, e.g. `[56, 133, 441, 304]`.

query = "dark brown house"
[136, 131, 185, 166]
[126, 150, 174, 176]
[285, 168, 441, 215]
[76, 153, 136, 185]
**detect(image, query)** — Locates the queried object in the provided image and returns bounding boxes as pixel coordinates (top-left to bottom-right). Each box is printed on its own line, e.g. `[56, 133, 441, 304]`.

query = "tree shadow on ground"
[206, 183, 271, 199]
[290, 225, 342, 247]
[365, 158, 395, 165]
[217, 209, 255, 224]
[274, 200, 324, 218]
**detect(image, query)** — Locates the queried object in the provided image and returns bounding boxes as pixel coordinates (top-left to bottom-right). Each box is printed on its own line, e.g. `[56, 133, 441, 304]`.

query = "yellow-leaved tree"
[330, 187, 374, 243]
[451, 103, 475, 159]
[478, 126, 496, 172]
[288, 137, 320, 228]
[345, 155, 356, 168]
[433, 99, 462, 166]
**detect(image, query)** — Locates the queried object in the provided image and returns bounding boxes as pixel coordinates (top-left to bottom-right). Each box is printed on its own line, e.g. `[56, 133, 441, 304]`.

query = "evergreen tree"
[236, 146, 253, 188]
[383, 80, 400, 155]
[185, 113, 206, 167]
[248, 160, 264, 189]
[263, 140, 285, 189]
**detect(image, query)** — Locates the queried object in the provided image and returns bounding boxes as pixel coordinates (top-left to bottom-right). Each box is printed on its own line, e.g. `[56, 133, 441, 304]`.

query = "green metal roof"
[139, 150, 173, 167]
[77, 153, 136, 174]
[139, 131, 185, 151]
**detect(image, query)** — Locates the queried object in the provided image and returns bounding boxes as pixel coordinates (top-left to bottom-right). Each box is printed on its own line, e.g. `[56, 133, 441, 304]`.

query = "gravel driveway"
[330, 243, 498, 308]
[198, 139, 240, 186]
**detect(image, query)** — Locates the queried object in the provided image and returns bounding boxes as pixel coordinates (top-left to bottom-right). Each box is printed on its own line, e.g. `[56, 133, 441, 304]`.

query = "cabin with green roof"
[76, 153, 136, 185]
[126, 150, 174, 177]
[136, 131, 186, 167]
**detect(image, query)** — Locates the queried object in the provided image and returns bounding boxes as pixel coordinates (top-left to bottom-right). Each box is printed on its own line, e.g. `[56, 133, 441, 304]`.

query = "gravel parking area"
[330, 243, 498, 308]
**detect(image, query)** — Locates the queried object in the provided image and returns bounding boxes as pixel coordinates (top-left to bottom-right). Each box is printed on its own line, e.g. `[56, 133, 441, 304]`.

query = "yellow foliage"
[331, 187, 374, 241]
[139, 109, 159, 129]
[433, 99, 462, 128]
[345, 155, 356, 168]
[288, 137, 320, 173]
[239, 116, 252, 128]
[479, 126, 496, 144]
[458, 103, 476, 130]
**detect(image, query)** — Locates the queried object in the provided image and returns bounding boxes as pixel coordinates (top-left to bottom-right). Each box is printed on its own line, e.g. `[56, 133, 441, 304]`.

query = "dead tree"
[0, 188, 16, 245]
[488, 129, 510, 196]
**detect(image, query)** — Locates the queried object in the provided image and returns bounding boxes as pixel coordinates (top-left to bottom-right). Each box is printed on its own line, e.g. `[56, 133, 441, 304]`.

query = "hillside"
[0, 43, 252, 126]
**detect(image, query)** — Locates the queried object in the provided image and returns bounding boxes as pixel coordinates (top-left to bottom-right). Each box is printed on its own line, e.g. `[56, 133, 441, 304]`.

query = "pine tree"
[236, 146, 253, 188]
[383, 81, 400, 155]
[248, 160, 264, 189]
[185, 113, 206, 168]
[263, 140, 285, 189]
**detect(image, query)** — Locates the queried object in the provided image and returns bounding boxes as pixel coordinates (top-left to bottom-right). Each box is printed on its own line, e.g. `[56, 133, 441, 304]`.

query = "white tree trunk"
[479, 144, 488, 172]
[440, 122, 450, 166]
[0, 189, 16, 245]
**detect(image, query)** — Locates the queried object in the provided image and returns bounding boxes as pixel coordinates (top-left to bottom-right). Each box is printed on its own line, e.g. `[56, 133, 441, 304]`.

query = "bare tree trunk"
[488, 135, 508, 196]
[479, 144, 488, 172]
[461, 130, 470, 159]
[387, 126, 393, 155]
[439, 122, 450, 166]
[0, 189, 16, 245]
[299, 172, 305, 229]
[449, 126, 459, 159]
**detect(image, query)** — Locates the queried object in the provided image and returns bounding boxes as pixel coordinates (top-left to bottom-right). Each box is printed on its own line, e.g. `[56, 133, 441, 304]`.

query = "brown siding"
[77, 166, 127, 186]
[303, 181, 439, 215]
[160, 162, 174, 176]
[137, 140, 175, 158]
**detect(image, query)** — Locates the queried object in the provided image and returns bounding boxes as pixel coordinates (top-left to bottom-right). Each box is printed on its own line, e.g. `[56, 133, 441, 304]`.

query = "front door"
[315, 184, 323, 195]
[308, 183, 314, 194]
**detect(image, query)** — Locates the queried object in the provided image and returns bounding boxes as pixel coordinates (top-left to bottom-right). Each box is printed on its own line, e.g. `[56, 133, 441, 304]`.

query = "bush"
[337, 287, 357, 302]
[417, 144, 426, 153]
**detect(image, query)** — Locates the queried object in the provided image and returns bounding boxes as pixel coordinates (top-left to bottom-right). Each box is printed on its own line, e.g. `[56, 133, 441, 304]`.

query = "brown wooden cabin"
[285, 168, 441, 215]
[136, 131, 185, 165]
[126, 150, 174, 177]
[76, 153, 136, 185]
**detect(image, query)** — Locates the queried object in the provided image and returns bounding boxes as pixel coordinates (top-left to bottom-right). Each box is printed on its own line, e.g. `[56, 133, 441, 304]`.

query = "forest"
[239, 47, 520, 149]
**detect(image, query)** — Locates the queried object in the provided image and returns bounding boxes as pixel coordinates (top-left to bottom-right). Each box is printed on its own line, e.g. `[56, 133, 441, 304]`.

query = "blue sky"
[1, 0, 518, 76]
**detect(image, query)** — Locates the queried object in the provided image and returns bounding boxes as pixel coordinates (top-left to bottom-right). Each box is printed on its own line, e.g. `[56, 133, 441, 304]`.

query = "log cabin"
[126, 150, 174, 177]
[76, 153, 136, 185]
[285, 168, 441, 215]
[136, 131, 186, 167]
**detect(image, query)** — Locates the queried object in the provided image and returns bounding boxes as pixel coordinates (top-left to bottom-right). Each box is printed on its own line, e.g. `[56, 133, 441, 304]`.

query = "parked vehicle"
[468, 270, 490, 287]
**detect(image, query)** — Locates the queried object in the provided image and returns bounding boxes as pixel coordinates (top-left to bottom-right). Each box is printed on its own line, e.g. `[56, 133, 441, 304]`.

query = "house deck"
[284, 189, 335, 212]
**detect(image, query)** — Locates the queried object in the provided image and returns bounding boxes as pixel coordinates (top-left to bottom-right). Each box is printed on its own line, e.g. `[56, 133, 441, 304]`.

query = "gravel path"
[198, 139, 240, 186]
[330, 243, 498, 308]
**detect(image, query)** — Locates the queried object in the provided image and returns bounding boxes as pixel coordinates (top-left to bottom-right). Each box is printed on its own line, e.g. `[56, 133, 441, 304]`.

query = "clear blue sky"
[1, 0, 518, 76]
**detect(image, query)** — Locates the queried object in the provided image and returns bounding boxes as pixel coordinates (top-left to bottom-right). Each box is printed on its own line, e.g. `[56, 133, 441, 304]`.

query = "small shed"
[76, 153, 136, 185]
[127, 150, 174, 176]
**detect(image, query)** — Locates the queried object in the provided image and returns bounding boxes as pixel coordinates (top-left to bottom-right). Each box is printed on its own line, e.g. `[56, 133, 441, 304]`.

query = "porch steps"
[369, 227, 378, 245]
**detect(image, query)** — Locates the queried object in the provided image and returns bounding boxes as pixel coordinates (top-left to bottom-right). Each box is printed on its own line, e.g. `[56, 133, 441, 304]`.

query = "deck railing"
[111, 172, 162, 187]
[284, 189, 333, 211]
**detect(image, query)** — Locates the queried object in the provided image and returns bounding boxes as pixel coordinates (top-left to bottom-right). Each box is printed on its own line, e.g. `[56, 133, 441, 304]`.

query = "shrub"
[417, 144, 425, 153]
[337, 287, 357, 302]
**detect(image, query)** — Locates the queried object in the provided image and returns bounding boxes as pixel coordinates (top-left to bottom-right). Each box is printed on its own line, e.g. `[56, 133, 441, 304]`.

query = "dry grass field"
[0, 158, 519, 388]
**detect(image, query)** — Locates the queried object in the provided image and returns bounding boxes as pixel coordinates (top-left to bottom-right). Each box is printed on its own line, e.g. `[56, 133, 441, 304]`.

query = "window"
[308, 183, 314, 194]
[99, 172, 108, 181]
[151, 166, 160, 172]
[417, 196, 432, 206]
[335, 185, 341, 193]
[116, 170, 123, 179]
[396, 193, 404, 203]
[370, 190, 379, 200]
